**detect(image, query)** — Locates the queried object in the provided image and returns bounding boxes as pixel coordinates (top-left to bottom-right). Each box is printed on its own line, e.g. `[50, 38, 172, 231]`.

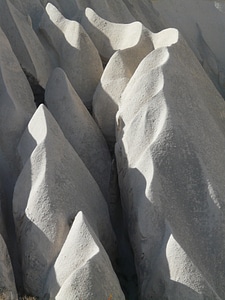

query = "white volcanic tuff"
[44, 212, 125, 300]
[13, 105, 116, 297]
[39, 3, 103, 110]
[45, 68, 111, 199]
[0, 27, 36, 193]
[75, 0, 134, 23]
[9, 0, 44, 31]
[81, 8, 148, 60]
[92, 16, 178, 147]
[116, 33, 225, 299]
[40, 0, 79, 19]
[151, 0, 225, 97]
[150, 231, 219, 299]
[121, 0, 164, 32]
[0, 235, 18, 300]
[0, 0, 52, 87]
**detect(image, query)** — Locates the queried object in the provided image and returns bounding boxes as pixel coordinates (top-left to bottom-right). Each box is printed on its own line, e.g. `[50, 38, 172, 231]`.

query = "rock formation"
[13, 104, 116, 297]
[0, 0, 225, 299]
[45, 68, 111, 199]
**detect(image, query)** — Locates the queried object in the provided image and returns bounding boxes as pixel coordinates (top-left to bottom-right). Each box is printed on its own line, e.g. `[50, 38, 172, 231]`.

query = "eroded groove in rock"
[92, 20, 178, 149]
[39, 3, 103, 110]
[115, 32, 225, 299]
[151, 0, 225, 99]
[22, 69, 45, 107]
[0, 0, 52, 87]
[108, 159, 138, 300]
[0, 27, 36, 293]
[44, 211, 125, 300]
[13, 105, 116, 297]
[150, 230, 220, 299]
[0, 1, 225, 299]
[75, 0, 134, 23]
[0, 234, 18, 299]
[45, 68, 111, 199]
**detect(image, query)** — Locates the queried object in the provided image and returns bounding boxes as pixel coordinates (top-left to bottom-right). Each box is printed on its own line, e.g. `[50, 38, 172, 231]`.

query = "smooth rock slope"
[13, 105, 116, 297]
[116, 32, 225, 299]
[0, 0, 225, 299]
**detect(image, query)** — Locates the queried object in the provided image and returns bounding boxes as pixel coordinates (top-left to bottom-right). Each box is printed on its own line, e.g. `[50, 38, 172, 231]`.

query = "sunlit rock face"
[0, 1, 225, 299]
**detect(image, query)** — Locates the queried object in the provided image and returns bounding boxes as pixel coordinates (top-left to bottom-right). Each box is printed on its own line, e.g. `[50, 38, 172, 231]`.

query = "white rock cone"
[44, 211, 124, 300]
[116, 32, 225, 299]
[150, 229, 220, 299]
[92, 19, 178, 147]
[0, 0, 52, 87]
[13, 104, 116, 297]
[45, 68, 111, 198]
[39, 3, 103, 109]
[0, 235, 18, 300]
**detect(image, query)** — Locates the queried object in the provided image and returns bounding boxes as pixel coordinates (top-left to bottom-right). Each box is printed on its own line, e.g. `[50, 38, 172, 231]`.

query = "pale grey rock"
[39, 3, 103, 109]
[13, 105, 116, 297]
[0, 27, 36, 194]
[45, 68, 111, 198]
[45, 211, 124, 300]
[150, 230, 219, 299]
[116, 31, 225, 299]
[9, 0, 45, 31]
[75, 0, 134, 23]
[0, 0, 52, 87]
[151, 0, 225, 97]
[121, 0, 164, 32]
[92, 22, 178, 147]
[81, 8, 148, 60]
[0, 235, 18, 300]
[40, 0, 79, 19]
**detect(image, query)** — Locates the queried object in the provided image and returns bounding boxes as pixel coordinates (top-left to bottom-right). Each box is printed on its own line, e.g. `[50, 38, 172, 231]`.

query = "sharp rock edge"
[0, 0, 225, 299]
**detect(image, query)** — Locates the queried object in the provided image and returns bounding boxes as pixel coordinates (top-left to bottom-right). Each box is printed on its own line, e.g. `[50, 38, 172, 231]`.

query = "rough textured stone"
[45, 68, 111, 198]
[0, 0, 52, 87]
[151, 0, 225, 97]
[39, 3, 103, 109]
[92, 24, 178, 147]
[0, 1, 225, 299]
[115, 32, 225, 299]
[0, 235, 18, 300]
[44, 212, 125, 300]
[13, 105, 116, 297]
[0, 26, 35, 195]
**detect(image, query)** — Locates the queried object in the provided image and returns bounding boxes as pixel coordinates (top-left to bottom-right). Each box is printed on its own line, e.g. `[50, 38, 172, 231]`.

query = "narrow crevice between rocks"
[22, 68, 45, 107]
[108, 158, 138, 300]
[100, 54, 109, 69]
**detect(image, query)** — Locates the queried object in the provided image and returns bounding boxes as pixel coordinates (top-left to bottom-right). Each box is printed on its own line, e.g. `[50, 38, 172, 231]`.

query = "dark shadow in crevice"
[100, 54, 109, 69]
[22, 68, 45, 107]
[108, 157, 138, 300]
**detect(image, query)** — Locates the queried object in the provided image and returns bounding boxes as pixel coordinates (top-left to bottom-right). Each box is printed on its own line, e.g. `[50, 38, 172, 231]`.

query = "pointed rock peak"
[81, 7, 144, 59]
[153, 28, 179, 49]
[71, 211, 101, 255]
[45, 67, 78, 100]
[45, 2, 64, 22]
[44, 211, 118, 299]
[18, 104, 66, 166]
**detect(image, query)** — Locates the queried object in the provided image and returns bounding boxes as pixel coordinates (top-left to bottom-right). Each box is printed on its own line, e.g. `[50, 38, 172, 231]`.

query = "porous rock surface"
[0, 1, 225, 300]
[13, 104, 116, 297]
